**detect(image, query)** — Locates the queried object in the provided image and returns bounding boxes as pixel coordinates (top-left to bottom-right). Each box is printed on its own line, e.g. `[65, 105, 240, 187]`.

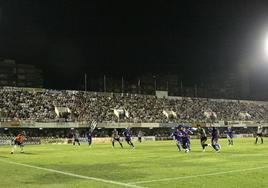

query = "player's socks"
[20, 146, 24, 153]
[202, 144, 208, 150]
[261, 138, 263, 144]
[127, 141, 134, 148]
[11, 145, 16, 154]
[120, 143, 123, 148]
[177, 143, 181, 151]
[128, 141, 134, 148]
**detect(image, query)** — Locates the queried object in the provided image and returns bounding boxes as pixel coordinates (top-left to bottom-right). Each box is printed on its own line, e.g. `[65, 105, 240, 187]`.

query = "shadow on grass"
[0, 155, 9, 158]
[21, 152, 36, 155]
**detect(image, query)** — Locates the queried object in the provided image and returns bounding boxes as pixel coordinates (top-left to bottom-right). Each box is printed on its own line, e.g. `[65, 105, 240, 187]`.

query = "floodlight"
[264, 35, 268, 56]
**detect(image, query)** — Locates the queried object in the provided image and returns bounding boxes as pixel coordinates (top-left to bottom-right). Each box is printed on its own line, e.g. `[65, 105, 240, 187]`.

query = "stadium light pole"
[194, 84, 198, 98]
[103, 75, 106, 92]
[121, 76, 124, 93]
[166, 81, 169, 91]
[264, 35, 268, 57]
[84, 73, 87, 92]
[138, 79, 141, 94]
[180, 80, 183, 97]
[153, 75, 157, 92]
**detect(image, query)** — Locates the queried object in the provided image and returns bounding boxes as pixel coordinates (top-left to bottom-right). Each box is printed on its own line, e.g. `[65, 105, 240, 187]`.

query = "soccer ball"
[214, 143, 221, 151]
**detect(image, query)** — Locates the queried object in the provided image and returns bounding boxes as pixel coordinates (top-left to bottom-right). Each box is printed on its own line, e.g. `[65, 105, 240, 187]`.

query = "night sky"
[1, 0, 268, 90]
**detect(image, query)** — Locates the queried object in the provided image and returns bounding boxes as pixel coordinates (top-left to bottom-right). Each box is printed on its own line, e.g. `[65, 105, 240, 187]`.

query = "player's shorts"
[257, 133, 263, 137]
[181, 142, 188, 149]
[227, 134, 233, 139]
[125, 137, 131, 142]
[74, 138, 79, 142]
[14, 140, 23, 146]
[201, 136, 207, 143]
[212, 136, 218, 143]
[181, 138, 188, 149]
[113, 138, 120, 142]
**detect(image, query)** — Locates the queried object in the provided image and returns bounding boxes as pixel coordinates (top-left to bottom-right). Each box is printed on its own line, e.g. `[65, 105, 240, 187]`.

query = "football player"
[123, 128, 135, 149]
[73, 129, 80, 146]
[226, 126, 234, 146]
[197, 124, 210, 152]
[255, 124, 264, 144]
[171, 127, 182, 152]
[111, 128, 123, 148]
[11, 131, 26, 154]
[211, 126, 221, 152]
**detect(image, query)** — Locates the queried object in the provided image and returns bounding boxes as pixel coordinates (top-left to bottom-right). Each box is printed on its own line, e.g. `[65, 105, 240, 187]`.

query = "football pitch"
[0, 138, 268, 188]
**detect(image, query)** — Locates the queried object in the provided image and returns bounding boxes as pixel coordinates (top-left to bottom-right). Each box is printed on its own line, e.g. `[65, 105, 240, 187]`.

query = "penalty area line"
[129, 165, 268, 185]
[0, 159, 144, 188]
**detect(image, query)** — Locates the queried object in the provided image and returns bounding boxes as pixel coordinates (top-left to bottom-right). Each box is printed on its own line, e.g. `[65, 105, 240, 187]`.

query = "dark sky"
[1, 0, 268, 89]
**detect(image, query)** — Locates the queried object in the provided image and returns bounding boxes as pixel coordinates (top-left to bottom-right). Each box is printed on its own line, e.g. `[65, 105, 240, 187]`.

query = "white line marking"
[0, 159, 144, 188]
[129, 165, 268, 184]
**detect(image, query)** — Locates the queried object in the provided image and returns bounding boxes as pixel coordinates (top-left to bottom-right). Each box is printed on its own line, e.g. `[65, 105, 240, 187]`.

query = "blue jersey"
[87, 133, 92, 140]
[211, 127, 219, 142]
[172, 130, 182, 142]
[180, 130, 189, 143]
[123, 129, 131, 140]
[185, 128, 192, 138]
[212, 127, 218, 136]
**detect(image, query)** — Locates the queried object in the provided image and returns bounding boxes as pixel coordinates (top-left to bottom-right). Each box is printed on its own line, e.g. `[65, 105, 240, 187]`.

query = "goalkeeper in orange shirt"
[11, 131, 26, 154]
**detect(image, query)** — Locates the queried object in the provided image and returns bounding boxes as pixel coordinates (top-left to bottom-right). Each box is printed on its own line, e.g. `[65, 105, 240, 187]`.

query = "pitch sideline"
[129, 165, 268, 185]
[0, 159, 144, 188]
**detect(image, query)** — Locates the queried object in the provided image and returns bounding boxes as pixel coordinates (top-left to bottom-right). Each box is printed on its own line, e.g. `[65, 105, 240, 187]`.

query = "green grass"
[0, 138, 268, 188]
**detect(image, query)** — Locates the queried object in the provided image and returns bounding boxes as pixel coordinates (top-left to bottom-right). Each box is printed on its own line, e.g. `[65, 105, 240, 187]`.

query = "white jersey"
[138, 131, 143, 137]
[257, 126, 263, 134]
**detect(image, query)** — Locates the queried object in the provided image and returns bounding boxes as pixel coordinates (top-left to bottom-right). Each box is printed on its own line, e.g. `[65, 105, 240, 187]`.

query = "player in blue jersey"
[171, 127, 182, 152]
[184, 126, 193, 151]
[87, 120, 97, 147]
[226, 126, 234, 146]
[180, 126, 190, 153]
[123, 128, 135, 149]
[211, 126, 220, 152]
[86, 131, 92, 147]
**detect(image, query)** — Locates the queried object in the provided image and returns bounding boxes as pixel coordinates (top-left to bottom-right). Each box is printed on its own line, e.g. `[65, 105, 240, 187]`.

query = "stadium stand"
[1, 87, 268, 123]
